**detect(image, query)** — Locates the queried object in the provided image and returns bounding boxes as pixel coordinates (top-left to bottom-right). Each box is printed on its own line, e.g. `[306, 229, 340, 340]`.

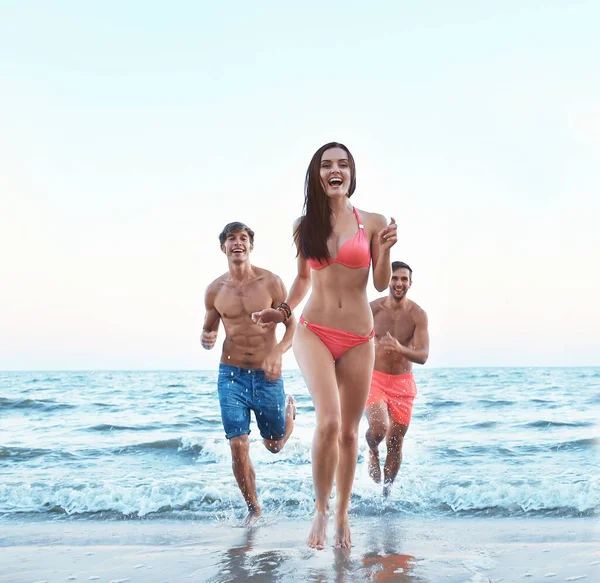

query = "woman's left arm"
[370, 213, 397, 292]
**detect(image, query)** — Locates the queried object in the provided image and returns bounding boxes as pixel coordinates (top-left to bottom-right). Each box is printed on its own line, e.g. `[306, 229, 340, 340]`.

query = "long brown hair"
[295, 142, 356, 260]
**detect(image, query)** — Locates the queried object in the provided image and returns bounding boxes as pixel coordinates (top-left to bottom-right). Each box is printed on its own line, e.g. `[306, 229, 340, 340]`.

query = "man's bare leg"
[382, 421, 409, 497]
[229, 435, 261, 525]
[263, 395, 296, 453]
[365, 403, 389, 484]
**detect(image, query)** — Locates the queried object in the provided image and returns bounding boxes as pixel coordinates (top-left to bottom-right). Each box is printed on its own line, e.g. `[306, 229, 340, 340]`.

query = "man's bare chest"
[215, 284, 272, 320]
[374, 312, 415, 344]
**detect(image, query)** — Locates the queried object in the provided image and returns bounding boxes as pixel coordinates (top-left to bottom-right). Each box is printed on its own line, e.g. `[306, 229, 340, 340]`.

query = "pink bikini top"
[307, 207, 371, 271]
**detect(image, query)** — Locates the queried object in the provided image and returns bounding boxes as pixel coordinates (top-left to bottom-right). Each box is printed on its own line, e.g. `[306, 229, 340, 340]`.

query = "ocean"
[1, 367, 598, 523]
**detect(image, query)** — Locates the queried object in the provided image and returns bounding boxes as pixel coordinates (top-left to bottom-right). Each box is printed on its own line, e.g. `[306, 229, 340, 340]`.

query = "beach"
[1, 517, 598, 582]
[2, 368, 598, 582]
[3, 0, 600, 579]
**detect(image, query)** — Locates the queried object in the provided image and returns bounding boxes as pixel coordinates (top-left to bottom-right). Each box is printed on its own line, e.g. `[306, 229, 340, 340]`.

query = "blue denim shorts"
[217, 363, 286, 440]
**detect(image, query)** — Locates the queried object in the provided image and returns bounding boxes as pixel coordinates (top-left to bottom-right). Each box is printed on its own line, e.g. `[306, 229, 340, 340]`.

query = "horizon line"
[1, 365, 598, 373]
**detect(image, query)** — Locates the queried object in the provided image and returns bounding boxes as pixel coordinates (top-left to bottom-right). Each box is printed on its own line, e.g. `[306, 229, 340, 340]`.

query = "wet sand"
[1, 517, 598, 582]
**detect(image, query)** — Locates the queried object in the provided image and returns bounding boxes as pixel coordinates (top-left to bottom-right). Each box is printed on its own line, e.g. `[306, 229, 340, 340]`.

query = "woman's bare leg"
[334, 340, 375, 548]
[293, 325, 340, 550]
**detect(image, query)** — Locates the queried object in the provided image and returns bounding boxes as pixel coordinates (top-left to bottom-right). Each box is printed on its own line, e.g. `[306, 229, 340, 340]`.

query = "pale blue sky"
[1, 1, 598, 369]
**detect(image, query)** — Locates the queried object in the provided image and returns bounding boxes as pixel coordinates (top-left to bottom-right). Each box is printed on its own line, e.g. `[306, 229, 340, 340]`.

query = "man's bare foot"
[243, 505, 261, 527]
[286, 395, 297, 421]
[263, 396, 296, 453]
[307, 510, 329, 550]
[281, 395, 296, 446]
[383, 481, 392, 498]
[368, 448, 381, 483]
[334, 511, 352, 548]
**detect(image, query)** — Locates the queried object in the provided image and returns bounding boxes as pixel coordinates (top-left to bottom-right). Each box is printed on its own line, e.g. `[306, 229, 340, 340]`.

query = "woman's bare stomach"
[302, 293, 373, 335]
[303, 267, 372, 333]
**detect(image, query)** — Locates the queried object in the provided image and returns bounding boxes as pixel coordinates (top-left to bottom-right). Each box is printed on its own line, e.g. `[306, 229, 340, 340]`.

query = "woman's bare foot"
[243, 504, 261, 527]
[334, 511, 352, 548]
[368, 448, 381, 483]
[307, 510, 329, 550]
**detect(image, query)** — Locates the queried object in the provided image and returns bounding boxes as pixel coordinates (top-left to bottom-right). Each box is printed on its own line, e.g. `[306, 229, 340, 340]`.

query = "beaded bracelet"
[276, 302, 292, 321]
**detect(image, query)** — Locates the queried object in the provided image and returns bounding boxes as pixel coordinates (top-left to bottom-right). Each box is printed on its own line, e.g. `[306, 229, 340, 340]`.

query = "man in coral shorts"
[365, 261, 429, 496]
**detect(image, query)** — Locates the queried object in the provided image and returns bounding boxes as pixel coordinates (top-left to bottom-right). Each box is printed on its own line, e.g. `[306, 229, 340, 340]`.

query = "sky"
[1, 1, 598, 370]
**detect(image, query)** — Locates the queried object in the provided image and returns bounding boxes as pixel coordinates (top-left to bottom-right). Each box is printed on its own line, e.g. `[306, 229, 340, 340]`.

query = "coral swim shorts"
[365, 370, 418, 426]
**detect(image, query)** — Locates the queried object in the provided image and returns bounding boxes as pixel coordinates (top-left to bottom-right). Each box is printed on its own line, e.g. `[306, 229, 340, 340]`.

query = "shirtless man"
[365, 261, 429, 497]
[201, 221, 296, 526]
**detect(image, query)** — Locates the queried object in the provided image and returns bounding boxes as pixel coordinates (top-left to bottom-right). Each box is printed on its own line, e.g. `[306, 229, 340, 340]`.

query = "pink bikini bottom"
[299, 315, 374, 361]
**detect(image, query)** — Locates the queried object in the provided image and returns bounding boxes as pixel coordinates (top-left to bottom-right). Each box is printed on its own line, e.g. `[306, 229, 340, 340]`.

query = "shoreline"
[1, 516, 598, 582]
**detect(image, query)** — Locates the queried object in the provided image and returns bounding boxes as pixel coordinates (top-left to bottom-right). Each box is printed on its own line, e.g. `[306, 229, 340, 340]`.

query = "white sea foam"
[1, 368, 598, 520]
[0, 469, 596, 518]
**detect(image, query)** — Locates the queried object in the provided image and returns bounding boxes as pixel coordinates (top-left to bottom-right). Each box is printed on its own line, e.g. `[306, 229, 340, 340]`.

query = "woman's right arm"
[252, 220, 312, 324]
[284, 253, 312, 312]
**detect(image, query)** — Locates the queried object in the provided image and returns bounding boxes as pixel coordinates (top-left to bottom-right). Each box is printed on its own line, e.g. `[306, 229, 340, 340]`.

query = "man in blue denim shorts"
[202, 221, 296, 526]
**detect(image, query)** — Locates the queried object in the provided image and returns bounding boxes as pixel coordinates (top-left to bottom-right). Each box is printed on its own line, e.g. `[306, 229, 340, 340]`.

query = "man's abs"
[220, 332, 277, 369]
[374, 348, 413, 375]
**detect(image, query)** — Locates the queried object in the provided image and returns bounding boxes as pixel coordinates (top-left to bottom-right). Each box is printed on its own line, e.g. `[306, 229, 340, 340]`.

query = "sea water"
[1, 367, 598, 522]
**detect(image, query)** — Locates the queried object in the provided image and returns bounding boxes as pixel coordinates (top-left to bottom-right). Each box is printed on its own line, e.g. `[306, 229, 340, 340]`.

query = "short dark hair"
[218, 222, 255, 246]
[392, 261, 412, 276]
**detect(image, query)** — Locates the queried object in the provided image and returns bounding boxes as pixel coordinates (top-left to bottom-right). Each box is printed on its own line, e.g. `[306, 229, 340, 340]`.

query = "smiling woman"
[252, 142, 398, 550]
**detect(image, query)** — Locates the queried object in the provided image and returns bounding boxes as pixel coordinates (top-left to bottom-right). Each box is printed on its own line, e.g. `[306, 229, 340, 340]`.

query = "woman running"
[253, 142, 397, 549]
